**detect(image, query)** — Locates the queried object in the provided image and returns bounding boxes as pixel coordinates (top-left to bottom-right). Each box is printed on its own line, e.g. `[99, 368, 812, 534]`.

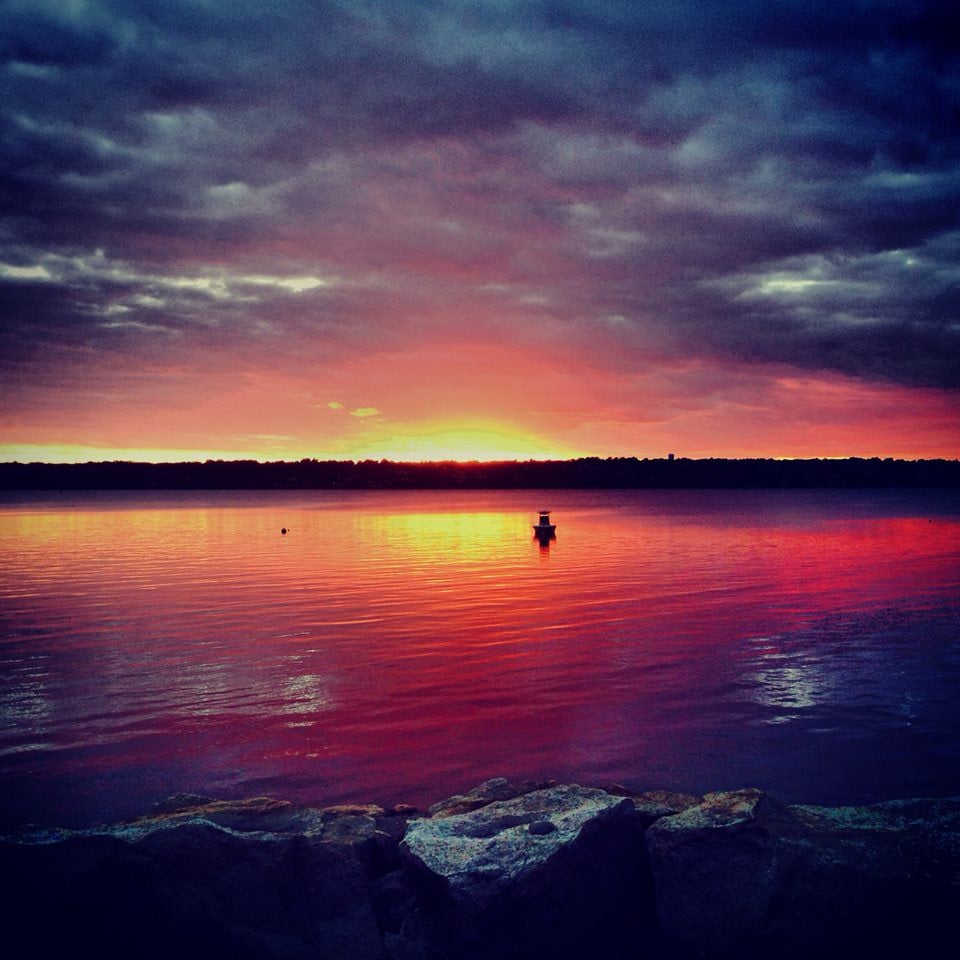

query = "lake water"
[1, 488, 959, 829]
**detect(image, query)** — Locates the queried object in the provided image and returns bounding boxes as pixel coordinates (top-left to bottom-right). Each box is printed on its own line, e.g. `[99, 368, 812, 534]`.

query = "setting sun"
[338, 421, 579, 462]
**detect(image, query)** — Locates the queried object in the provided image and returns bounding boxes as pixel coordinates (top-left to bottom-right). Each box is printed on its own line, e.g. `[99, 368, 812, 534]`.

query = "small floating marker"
[281, 527, 288, 535]
[532, 510, 556, 538]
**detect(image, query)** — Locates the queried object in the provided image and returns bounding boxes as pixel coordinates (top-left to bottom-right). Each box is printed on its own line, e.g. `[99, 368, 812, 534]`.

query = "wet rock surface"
[3, 783, 959, 959]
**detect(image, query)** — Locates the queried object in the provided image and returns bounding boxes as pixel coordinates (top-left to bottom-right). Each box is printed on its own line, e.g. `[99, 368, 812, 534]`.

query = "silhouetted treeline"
[1, 457, 958, 490]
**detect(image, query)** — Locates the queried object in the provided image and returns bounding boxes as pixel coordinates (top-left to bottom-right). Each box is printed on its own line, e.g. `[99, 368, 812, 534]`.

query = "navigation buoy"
[281, 527, 287, 535]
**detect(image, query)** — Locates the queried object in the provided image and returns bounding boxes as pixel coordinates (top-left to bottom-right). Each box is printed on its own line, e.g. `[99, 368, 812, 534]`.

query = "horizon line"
[3, 455, 959, 467]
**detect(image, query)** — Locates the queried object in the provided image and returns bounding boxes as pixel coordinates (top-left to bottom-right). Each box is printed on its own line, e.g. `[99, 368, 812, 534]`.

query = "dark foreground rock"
[3, 782, 960, 959]
[2, 797, 394, 960]
[646, 788, 960, 958]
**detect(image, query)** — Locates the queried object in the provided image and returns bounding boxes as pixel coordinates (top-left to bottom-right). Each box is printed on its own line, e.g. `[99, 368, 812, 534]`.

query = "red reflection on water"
[1, 490, 958, 828]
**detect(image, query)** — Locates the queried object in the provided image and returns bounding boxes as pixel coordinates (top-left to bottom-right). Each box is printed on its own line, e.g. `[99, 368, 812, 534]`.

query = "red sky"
[2, 3, 958, 462]
[3, 337, 957, 462]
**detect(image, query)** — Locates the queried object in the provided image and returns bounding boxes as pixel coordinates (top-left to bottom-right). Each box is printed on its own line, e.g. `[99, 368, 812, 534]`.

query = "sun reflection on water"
[1, 489, 958, 827]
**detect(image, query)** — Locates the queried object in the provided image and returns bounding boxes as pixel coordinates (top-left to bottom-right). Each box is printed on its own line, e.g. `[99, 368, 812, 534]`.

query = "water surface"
[1, 488, 958, 828]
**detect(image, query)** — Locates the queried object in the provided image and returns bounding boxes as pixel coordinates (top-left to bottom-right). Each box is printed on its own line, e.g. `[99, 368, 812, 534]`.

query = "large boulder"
[2, 798, 391, 960]
[398, 783, 651, 959]
[645, 788, 804, 954]
[646, 789, 960, 958]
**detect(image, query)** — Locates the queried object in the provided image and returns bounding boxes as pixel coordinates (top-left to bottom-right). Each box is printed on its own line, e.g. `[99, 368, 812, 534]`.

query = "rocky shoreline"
[5, 779, 959, 958]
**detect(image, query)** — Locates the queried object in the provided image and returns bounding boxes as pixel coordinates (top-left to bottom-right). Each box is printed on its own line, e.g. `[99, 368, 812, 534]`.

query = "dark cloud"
[1, 0, 958, 404]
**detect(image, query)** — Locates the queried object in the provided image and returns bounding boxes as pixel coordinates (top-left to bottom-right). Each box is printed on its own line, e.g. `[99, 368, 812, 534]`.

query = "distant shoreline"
[1, 456, 958, 490]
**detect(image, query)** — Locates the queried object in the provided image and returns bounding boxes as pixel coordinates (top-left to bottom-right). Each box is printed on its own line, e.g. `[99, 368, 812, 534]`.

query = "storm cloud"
[1, 0, 958, 457]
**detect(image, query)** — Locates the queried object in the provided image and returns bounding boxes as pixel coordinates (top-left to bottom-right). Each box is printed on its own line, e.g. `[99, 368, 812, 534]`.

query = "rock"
[151, 792, 213, 814]
[371, 869, 421, 938]
[402, 784, 649, 959]
[408, 784, 630, 888]
[630, 790, 702, 826]
[383, 930, 428, 960]
[143, 795, 308, 833]
[426, 777, 521, 817]
[318, 811, 379, 845]
[528, 820, 556, 835]
[645, 788, 803, 954]
[426, 776, 556, 818]
[139, 796, 397, 843]
[3, 808, 388, 959]
[597, 780, 633, 796]
[646, 789, 960, 958]
[7, 781, 960, 960]
[4, 790, 412, 957]
[513, 777, 559, 794]
[322, 803, 386, 819]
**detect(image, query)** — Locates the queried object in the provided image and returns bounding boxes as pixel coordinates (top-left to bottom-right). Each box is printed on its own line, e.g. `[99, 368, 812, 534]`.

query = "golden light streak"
[339, 421, 580, 462]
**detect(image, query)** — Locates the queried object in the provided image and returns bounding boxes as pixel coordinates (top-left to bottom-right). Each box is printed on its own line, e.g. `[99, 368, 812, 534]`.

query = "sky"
[1, 0, 958, 462]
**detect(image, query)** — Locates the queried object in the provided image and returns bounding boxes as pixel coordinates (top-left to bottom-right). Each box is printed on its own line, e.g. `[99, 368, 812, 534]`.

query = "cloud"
[1, 0, 958, 457]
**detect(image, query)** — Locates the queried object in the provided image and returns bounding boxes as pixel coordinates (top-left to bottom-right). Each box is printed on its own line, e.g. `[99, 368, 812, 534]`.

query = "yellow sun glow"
[0, 421, 580, 464]
[340, 422, 578, 462]
[0, 444, 266, 464]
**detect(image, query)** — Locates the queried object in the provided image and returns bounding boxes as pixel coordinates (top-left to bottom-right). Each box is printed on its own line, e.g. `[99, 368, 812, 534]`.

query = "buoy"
[281, 527, 287, 535]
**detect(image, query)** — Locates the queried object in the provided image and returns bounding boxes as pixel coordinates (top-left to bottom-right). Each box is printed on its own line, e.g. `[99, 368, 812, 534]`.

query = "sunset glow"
[336, 422, 577, 463]
[1, 3, 957, 462]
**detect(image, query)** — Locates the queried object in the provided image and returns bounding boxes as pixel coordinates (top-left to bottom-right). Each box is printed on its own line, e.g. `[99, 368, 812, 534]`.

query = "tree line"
[1, 456, 958, 490]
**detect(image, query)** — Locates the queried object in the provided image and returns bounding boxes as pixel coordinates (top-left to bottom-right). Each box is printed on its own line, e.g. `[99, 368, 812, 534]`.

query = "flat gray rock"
[400, 784, 648, 959]
[405, 784, 627, 890]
